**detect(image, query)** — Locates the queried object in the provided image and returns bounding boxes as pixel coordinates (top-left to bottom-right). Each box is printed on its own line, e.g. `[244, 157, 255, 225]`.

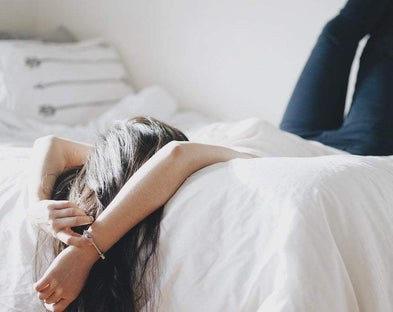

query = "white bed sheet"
[1, 97, 393, 311]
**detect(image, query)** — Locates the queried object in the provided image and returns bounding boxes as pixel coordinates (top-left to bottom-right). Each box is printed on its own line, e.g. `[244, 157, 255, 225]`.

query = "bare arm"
[35, 141, 257, 310]
[88, 141, 255, 257]
[28, 135, 92, 203]
[28, 135, 94, 245]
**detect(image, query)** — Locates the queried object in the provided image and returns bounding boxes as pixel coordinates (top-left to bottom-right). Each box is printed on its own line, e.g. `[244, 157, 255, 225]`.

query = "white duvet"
[159, 155, 393, 312]
[1, 116, 393, 311]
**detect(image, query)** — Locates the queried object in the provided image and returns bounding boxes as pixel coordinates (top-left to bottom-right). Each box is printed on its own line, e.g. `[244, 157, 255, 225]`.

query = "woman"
[30, 117, 255, 311]
[32, 0, 393, 310]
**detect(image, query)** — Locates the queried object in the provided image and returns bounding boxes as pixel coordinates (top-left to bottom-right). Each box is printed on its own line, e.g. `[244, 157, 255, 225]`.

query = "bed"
[1, 38, 393, 312]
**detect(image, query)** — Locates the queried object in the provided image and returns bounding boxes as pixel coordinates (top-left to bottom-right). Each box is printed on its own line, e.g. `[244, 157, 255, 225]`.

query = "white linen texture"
[0, 38, 134, 125]
[1, 117, 393, 312]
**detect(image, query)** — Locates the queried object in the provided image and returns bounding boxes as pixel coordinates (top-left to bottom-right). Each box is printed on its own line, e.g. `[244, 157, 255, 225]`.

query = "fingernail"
[90, 216, 94, 222]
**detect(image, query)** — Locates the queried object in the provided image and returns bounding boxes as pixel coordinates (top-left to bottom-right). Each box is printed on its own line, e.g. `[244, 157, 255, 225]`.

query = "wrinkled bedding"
[158, 154, 393, 311]
[1, 99, 393, 311]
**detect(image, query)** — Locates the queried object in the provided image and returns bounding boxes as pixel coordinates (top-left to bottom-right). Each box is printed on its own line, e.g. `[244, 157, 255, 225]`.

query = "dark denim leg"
[279, 0, 390, 154]
[295, 37, 393, 155]
[336, 7, 393, 155]
[303, 2, 393, 156]
[280, 15, 362, 137]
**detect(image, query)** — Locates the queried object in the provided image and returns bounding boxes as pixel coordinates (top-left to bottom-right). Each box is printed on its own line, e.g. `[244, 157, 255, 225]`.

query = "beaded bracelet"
[82, 230, 106, 260]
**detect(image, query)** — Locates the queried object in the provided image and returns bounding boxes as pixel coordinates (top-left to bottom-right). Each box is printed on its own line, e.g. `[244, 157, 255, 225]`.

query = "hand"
[28, 200, 93, 246]
[34, 245, 98, 312]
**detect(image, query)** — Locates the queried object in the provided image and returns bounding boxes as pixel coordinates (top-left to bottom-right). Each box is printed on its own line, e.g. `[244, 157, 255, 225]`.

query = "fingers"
[45, 202, 94, 240]
[53, 207, 87, 218]
[44, 289, 62, 304]
[37, 282, 57, 300]
[44, 299, 69, 312]
[47, 202, 88, 221]
[53, 299, 69, 312]
[32, 200, 89, 236]
[51, 216, 93, 232]
[34, 277, 48, 292]
[64, 215, 94, 227]
[57, 230, 92, 247]
[48, 200, 78, 210]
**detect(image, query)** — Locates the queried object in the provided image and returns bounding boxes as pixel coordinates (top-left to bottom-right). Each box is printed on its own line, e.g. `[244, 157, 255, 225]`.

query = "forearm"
[84, 141, 254, 261]
[28, 136, 92, 203]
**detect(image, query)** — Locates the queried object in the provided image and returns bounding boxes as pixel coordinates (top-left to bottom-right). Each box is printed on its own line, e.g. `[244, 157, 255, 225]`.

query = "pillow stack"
[0, 38, 134, 125]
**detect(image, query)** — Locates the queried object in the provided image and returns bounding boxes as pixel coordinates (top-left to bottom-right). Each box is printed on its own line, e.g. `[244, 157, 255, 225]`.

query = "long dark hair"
[35, 116, 188, 311]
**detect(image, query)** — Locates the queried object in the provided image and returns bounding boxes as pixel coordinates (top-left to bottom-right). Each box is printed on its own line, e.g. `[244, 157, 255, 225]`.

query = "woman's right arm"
[27, 135, 94, 245]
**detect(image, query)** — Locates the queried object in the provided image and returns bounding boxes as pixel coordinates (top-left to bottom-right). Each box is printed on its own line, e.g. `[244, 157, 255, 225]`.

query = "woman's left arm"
[34, 141, 257, 311]
[28, 135, 92, 203]
[27, 136, 94, 246]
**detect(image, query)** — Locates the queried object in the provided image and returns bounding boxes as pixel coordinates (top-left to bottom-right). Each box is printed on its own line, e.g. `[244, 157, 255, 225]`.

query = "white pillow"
[0, 38, 134, 125]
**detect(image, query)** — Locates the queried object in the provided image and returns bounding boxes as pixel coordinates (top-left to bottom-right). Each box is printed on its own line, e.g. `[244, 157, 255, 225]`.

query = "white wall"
[15, 0, 355, 124]
[0, 0, 36, 33]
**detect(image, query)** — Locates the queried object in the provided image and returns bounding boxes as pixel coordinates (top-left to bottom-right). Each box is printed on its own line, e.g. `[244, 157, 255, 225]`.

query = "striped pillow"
[0, 38, 134, 125]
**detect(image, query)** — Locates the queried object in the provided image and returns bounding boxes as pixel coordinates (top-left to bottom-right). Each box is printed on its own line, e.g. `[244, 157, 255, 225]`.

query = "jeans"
[280, 14, 393, 156]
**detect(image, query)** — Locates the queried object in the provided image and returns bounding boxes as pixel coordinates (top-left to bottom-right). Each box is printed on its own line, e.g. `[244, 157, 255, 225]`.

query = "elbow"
[158, 140, 194, 186]
[33, 135, 58, 147]
[163, 141, 192, 170]
[164, 140, 185, 160]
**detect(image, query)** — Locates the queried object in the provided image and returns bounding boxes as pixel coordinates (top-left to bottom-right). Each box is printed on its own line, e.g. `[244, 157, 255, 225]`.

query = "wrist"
[68, 244, 101, 266]
[82, 230, 106, 260]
